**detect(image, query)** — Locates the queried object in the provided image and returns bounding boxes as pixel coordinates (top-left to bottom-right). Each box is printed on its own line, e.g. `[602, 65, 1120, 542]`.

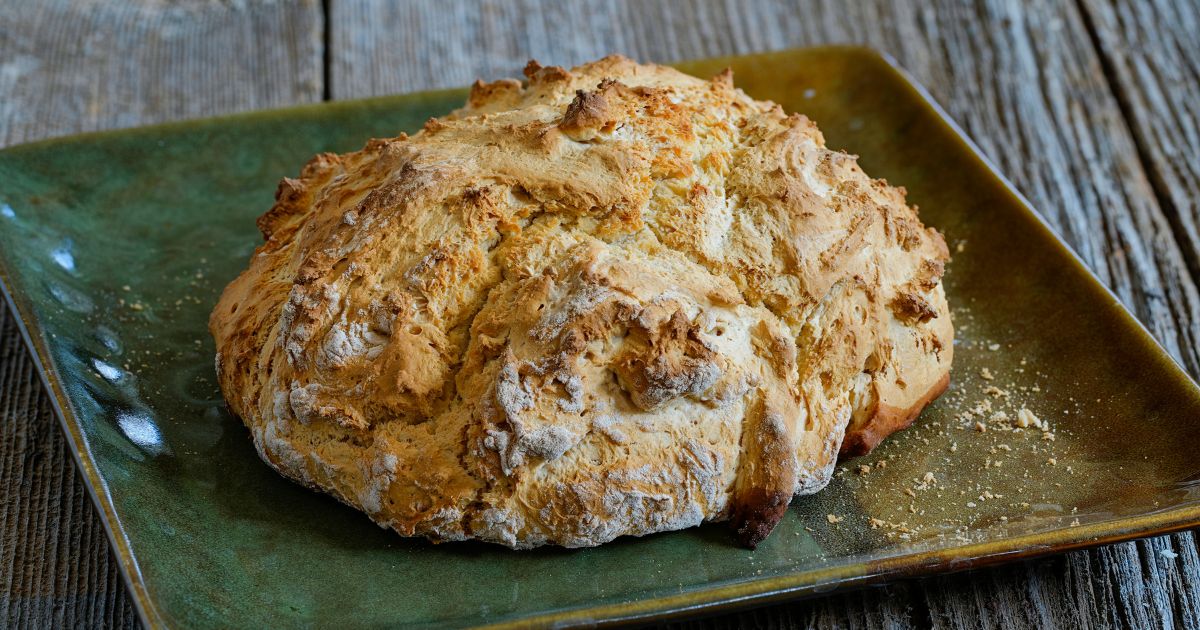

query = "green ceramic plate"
[2, 47, 1199, 628]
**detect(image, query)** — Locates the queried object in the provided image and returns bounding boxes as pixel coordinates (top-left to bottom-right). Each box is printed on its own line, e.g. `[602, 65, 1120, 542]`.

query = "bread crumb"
[1016, 407, 1043, 429]
[980, 367, 995, 380]
[826, 514, 842, 524]
[1047, 458, 1057, 466]
[988, 343, 1001, 351]
[975, 421, 987, 432]
[857, 464, 872, 476]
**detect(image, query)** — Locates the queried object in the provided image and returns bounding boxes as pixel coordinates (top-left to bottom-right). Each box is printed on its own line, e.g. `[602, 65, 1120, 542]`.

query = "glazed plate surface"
[2, 47, 1199, 628]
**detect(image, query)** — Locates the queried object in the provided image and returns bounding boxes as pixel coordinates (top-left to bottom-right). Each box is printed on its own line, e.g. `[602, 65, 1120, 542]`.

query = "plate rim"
[1, 44, 1198, 629]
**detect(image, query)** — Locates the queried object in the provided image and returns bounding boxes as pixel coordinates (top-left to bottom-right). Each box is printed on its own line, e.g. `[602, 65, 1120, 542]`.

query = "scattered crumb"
[801, 327, 1083, 549]
[984, 386, 1008, 398]
[1016, 408, 1043, 429]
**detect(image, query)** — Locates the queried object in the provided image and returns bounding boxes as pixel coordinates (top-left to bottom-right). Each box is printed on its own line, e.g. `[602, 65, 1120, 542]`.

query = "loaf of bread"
[210, 55, 952, 549]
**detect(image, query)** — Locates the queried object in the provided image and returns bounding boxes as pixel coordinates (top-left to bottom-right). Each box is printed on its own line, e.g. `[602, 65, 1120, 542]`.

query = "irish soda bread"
[210, 56, 953, 549]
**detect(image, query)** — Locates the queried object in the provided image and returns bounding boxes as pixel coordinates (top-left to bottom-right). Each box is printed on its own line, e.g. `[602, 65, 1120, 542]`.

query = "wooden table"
[2, 1, 1198, 627]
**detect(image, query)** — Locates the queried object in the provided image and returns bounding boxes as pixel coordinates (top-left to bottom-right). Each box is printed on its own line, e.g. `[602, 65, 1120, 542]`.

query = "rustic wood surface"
[2, 0, 1198, 627]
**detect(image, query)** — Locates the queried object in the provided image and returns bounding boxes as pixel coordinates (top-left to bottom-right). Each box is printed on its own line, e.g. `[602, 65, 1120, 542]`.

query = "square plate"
[2, 47, 1199, 628]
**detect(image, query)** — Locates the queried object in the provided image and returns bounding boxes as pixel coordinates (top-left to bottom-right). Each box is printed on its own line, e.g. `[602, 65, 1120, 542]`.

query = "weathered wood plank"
[0, 0, 324, 146]
[329, 1, 1200, 628]
[0, 0, 324, 627]
[0, 306, 141, 628]
[1080, 0, 1200, 306]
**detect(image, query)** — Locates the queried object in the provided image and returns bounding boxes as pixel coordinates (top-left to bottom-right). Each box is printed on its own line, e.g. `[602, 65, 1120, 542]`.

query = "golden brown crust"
[210, 55, 953, 549]
[841, 371, 951, 457]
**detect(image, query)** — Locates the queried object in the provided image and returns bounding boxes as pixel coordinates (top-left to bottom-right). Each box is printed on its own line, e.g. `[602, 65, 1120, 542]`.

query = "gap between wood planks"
[1074, 0, 1200, 293]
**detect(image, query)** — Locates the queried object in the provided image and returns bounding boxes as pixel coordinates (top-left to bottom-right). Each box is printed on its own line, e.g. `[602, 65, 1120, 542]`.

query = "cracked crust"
[209, 55, 953, 549]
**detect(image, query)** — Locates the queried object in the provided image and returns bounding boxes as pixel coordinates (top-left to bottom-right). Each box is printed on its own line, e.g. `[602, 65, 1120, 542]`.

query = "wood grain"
[0, 0, 323, 627]
[0, 0, 324, 146]
[2, 0, 1199, 627]
[1079, 0, 1200, 353]
[0, 308, 135, 628]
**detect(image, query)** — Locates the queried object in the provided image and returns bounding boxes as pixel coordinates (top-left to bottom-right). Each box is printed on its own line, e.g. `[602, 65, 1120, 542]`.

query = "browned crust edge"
[728, 394, 798, 549]
[839, 371, 952, 458]
[731, 488, 791, 549]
